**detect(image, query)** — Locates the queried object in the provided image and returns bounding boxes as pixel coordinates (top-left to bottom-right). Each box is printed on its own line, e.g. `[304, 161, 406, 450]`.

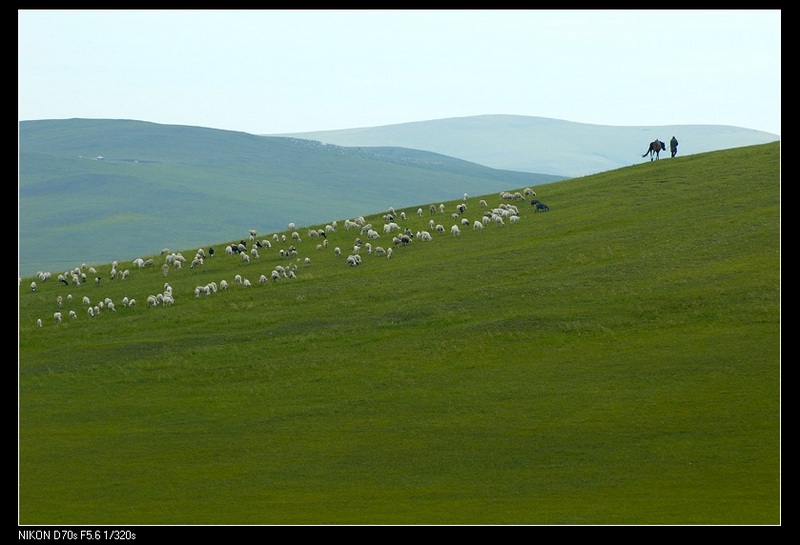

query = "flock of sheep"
[24, 188, 547, 329]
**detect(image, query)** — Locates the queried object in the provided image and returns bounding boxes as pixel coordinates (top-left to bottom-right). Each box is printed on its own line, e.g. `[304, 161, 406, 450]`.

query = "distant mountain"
[274, 114, 781, 178]
[18, 119, 562, 277]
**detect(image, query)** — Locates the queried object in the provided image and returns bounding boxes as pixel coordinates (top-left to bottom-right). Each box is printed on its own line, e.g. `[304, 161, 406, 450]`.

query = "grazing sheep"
[417, 208, 424, 217]
[473, 220, 484, 230]
[347, 254, 362, 266]
[451, 225, 461, 236]
[243, 278, 252, 288]
[30, 281, 37, 292]
[334, 247, 342, 257]
[304, 257, 311, 266]
[479, 199, 488, 207]
[69, 310, 77, 319]
[128, 298, 136, 308]
[436, 224, 445, 234]
[162, 263, 170, 276]
[147, 295, 158, 307]
[234, 274, 243, 285]
[37, 318, 42, 328]
[259, 274, 269, 285]
[87, 307, 95, 317]
[533, 202, 550, 212]
[429, 204, 437, 215]
[82, 296, 91, 306]
[386, 247, 393, 259]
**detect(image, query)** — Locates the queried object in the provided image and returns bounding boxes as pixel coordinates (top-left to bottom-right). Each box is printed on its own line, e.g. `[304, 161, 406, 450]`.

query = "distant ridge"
[274, 114, 781, 178]
[18, 118, 562, 277]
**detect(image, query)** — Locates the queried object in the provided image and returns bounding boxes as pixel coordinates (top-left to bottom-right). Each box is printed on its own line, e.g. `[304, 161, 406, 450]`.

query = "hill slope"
[19, 143, 780, 524]
[275, 114, 781, 177]
[18, 119, 564, 277]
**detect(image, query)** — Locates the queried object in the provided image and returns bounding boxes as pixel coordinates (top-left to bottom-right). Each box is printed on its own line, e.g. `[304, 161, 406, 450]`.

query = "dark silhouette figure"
[670, 136, 679, 158]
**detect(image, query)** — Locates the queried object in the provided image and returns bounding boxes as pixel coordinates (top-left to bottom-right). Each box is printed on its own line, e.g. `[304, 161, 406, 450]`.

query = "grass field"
[18, 143, 780, 525]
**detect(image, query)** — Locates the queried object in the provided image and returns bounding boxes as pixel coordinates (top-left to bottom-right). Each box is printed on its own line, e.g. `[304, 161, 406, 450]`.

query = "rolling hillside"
[18, 119, 564, 277]
[275, 114, 781, 177]
[18, 143, 781, 525]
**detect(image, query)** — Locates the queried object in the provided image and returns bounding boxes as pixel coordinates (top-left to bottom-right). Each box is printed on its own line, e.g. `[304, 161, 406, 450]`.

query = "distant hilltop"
[273, 114, 780, 178]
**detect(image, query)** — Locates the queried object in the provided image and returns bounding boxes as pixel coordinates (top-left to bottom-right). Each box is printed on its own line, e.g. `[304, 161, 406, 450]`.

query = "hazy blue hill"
[18, 119, 563, 277]
[275, 114, 781, 177]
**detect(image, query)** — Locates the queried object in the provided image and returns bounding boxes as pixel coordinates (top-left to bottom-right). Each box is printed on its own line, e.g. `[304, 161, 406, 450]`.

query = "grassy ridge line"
[18, 143, 780, 524]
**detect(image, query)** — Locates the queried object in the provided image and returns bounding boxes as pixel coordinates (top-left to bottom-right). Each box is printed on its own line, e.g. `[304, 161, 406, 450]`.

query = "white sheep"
[30, 281, 37, 292]
[37, 318, 42, 328]
[234, 274, 243, 285]
[451, 225, 461, 236]
[220, 279, 229, 290]
[347, 254, 362, 266]
[69, 310, 77, 319]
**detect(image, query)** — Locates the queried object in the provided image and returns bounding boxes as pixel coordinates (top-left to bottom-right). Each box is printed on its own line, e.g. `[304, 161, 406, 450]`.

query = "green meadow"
[18, 143, 780, 525]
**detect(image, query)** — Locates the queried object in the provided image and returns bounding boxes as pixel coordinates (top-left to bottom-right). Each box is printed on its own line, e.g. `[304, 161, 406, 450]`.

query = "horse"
[643, 139, 666, 161]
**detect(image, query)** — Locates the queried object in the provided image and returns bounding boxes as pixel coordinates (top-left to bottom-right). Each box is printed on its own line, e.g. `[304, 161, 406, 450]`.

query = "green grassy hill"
[18, 143, 780, 525]
[18, 119, 564, 277]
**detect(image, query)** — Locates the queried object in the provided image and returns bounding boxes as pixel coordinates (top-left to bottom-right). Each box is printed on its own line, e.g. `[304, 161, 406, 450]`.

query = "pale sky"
[18, 9, 781, 136]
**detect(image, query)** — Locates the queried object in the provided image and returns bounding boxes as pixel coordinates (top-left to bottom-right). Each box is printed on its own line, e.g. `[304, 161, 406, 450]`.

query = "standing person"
[670, 136, 679, 158]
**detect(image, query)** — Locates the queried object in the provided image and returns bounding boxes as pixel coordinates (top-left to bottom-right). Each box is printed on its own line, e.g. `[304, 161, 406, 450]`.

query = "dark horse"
[643, 139, 666, 161]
